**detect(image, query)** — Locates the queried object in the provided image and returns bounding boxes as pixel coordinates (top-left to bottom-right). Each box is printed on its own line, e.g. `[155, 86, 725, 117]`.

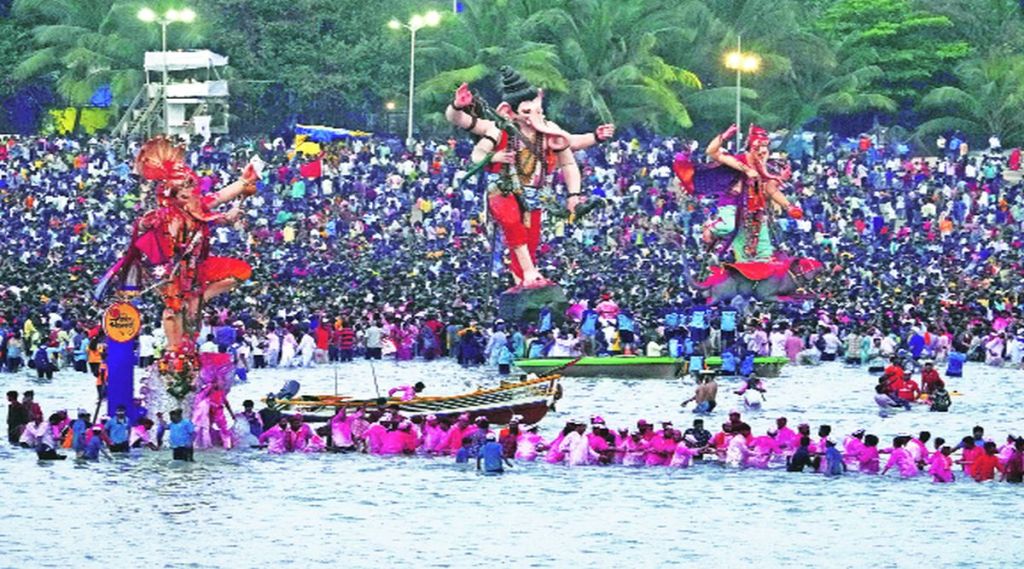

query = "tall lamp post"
[389, 10, 442, 145]
[138, 6, 197, 136]
[724, 35, 760, 151]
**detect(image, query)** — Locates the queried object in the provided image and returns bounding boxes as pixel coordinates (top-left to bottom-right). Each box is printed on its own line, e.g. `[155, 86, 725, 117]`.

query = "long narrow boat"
[515, 355, 789, 378]
[515, 356, 682, 378]
[264, 372, 561, 425]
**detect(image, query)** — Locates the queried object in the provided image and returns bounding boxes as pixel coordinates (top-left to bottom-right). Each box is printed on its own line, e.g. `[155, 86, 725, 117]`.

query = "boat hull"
[515, 356, 789, 378]
[516, 357, 681, 379]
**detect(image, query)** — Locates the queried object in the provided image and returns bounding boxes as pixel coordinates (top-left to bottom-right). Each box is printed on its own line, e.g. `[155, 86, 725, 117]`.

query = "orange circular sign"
[103, 302, 142, 343]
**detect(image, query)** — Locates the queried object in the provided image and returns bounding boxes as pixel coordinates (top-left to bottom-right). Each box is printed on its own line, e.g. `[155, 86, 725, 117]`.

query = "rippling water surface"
[2, 359, 1022, 568]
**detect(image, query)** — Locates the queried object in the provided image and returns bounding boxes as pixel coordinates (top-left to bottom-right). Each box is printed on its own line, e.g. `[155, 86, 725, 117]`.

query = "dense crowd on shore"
[1, 129, 1023, 376]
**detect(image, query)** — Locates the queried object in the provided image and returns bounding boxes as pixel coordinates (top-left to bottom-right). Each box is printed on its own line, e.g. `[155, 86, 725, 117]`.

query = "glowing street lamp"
[388, 10, 442, 144]
[724, 35, 761, 150]
[138, 6, 198, 134]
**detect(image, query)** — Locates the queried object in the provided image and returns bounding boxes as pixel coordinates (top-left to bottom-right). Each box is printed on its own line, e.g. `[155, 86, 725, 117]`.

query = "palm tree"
[12, 0, 203, 108]
[917, 55, 1024, 146]
[416, 0, 567, 110]
[523, 0, 702, 132]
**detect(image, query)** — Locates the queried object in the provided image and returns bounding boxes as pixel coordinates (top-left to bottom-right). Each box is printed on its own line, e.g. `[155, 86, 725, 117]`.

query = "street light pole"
[162, 21, 169, 136]
[407, 27, 416, 144]
[389, 11, 440, 146]
[734, 34, 742, 151]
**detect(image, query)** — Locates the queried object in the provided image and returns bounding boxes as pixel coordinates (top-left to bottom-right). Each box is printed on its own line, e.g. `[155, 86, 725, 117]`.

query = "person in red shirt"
[882, 358, 906, 390]
[896, 376, 921, 402]
[957, 436, 983, 473]
[313, 322, 330, 364]
[920, 361, 944, 394]
[971, 442, 1004, 482]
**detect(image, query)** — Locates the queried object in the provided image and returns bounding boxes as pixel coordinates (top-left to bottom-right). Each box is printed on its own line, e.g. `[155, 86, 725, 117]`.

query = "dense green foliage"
[2, 0, 1023, 145]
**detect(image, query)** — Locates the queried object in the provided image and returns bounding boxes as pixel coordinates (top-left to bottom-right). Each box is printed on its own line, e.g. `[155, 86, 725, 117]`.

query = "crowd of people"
[2, 128, 1024, 479]
[8, 382, 1022, 483]
[0, 129, 1022, 378]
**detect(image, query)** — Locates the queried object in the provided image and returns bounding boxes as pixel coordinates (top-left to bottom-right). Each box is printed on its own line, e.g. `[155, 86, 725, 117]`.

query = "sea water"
[1, 359, 1021, 568]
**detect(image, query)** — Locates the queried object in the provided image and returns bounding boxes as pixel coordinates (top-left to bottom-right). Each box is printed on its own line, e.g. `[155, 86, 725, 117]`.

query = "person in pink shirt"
[514, 424, 546, 461]
[784, 332, 805, 363]
[594, 293, 620, 321]
[420, 415, 448, 454]
[621, 431, 647, 467]
[387, 382, 425, 402]
[443, 414, 472, 455]
[881, 436, 919, 478]
[928, 445, 955, 483]
[843, 429, 866, 468]
[545, 422, 574, 464]
[330, 407, 356, 450]
[908, 431, 931, 466]
[857, 434, 881, 474]
[380, 421, 418, 455]
[289, 415, 325, 453]
[998, 434, 1017, 466]
[363, 419, 389, 455]
[747, 429, 781, 469]
[644, 425, 675, 466]
[774, 417, 799, 454]
[669, 431, 697, 468]
[586, 419, 613, 465]
[611, 428, 629, 464]
[258, 417, 292, 454]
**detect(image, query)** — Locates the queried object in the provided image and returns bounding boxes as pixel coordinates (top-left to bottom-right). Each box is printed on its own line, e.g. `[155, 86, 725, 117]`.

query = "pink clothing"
[559, 431, 595, 466]
[843, 436, 865, 465]
[380, 430, 417, 455]
[669, 443, 696, 468]
[784, 336, 805, 362]
[748, 435, 779, 469]
[545, 434, 567, 464]
[595, 300, 620, 320]
[622, 438, 646, 467]
[258, 425, 290, 454]
[587, 433, 611, 464]
[857, 447, 880, 474]
[776, 427, 799, 452]
[422, 424, 448, 454]
[330, 414, 355, 447]
[364, 423, 388, 454]
[928, 452, 954, 483]
[290, 424, 325, 453]
[646, 437, 677, 467]
[387, 385, 418, 401]
[515, 433, 545, 461]
[884, 448, 919, 477]
[908, 438, 929, 463]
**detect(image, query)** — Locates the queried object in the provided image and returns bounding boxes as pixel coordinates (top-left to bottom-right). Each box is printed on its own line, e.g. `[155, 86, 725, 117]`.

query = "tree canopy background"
[2, 0, 1023, 146]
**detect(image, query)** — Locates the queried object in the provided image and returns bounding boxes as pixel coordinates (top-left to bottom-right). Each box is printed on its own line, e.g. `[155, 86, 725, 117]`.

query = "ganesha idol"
[673, 123, 826, 304]
[445, 66, 614, 321]
[95, 137, 261, 370]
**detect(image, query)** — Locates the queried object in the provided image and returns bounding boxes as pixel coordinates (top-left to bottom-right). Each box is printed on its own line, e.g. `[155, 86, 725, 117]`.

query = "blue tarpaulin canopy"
[89, 85, 113, 108]
[294, 124, 372, 142]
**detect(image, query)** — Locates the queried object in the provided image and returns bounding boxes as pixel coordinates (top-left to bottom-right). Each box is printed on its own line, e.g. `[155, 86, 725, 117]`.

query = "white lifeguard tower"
[114, 49, 230, 139]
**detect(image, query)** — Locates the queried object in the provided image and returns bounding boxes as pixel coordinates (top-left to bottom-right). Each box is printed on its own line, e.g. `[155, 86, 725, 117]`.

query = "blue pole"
[103, 295, 142, 419]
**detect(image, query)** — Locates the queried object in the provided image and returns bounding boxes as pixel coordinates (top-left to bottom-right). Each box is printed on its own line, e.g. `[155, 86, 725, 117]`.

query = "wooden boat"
[264, 372, 562, 425]
[515, 355, 790, 378]
[515, 356, 682, 378]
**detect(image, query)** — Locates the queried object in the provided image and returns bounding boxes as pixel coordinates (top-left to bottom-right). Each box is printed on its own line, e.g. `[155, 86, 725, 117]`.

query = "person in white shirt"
[559, 422, 596, 466]
[298, 329, 317, 367]
[265, 328, 281, 367]
[138, 328, 157, 368]
[199, 334, 219, 354]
